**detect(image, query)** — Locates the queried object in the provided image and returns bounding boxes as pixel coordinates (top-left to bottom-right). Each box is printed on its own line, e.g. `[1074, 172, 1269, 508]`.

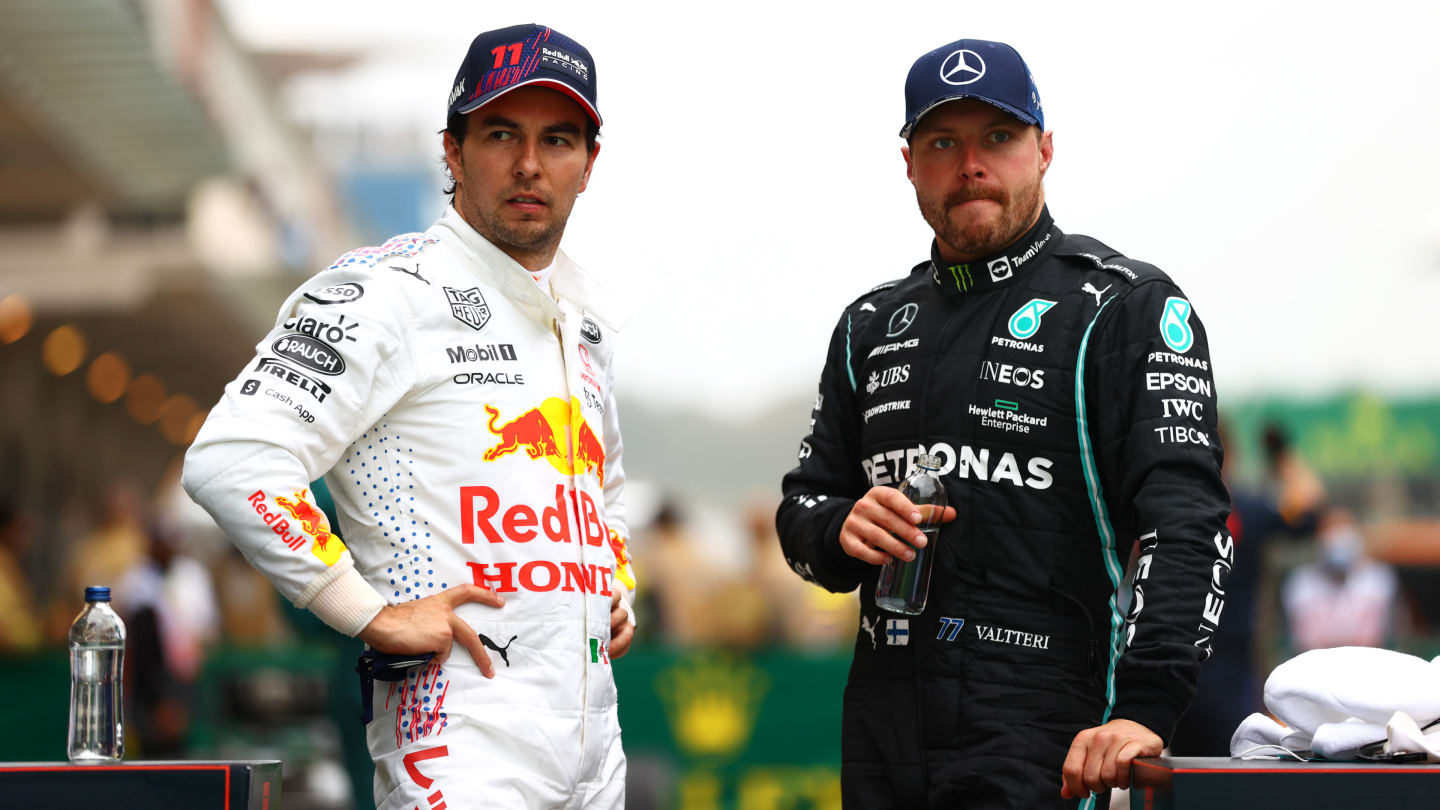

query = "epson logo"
[979, 361, 1044, 389]
[272, 335, 344, 375]
[446, 344, 518, 364]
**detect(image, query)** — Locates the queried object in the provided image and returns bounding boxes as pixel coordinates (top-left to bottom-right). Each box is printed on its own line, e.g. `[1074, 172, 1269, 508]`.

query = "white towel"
[1385, 711, 1440, 762]
[1310, 719, 1386, 759]
[1263, 647, 1440, 734]
[1230, 712, 1312, 759]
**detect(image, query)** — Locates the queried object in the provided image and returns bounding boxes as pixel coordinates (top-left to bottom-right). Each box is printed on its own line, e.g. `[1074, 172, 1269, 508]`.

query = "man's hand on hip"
[840, 486, 957, 565]
[1060, 718, 1162, 799]
[358, 584, 505, 678]
[608, 589, 634, 659]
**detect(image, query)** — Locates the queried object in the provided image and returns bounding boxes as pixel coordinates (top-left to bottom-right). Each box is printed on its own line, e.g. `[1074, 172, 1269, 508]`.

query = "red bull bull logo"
[606, 528, 635, 591]
[483, 397, 605, 485]
[247, 488, 347, 566]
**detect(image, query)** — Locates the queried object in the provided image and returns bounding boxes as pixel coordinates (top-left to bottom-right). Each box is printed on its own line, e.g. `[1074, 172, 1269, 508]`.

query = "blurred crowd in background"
[7, 412, 1440, 809]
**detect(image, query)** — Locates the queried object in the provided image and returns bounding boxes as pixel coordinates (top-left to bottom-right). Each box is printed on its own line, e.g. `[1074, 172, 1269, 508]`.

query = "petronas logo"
[655, 652, 769, 759]
[1160, 297, 1194, 354]
[1007, 298, 1056, 340]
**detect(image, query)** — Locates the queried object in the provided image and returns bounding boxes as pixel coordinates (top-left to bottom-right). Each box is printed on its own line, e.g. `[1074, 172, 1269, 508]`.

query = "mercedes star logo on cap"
[940, 49, 986, 86]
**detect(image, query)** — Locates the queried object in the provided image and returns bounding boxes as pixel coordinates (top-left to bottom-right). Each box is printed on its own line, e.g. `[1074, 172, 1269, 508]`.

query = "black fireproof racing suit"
[777, 207, 1232, 809]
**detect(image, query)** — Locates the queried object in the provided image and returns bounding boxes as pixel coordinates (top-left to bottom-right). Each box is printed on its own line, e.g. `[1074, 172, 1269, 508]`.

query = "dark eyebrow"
[480, 115, 521, 129]
[541, 122, 582, 137]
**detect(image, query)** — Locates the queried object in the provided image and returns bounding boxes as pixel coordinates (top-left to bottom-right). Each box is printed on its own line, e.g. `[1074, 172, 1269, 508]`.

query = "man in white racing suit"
[183, 23, 636, 809]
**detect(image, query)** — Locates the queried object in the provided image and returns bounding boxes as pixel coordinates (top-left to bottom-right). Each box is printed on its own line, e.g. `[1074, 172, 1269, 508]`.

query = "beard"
[918, 174, 1043, 260]
[460, 188, 573, 258]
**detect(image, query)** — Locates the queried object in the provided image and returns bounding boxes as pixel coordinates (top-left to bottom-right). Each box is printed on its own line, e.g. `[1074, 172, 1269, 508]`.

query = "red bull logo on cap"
[483, 397, 605, 486]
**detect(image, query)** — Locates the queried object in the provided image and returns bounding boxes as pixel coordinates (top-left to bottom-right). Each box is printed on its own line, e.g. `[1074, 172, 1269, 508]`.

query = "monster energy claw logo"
[1007, 298, 1056, 340]
[1160, 297, 1194, 354]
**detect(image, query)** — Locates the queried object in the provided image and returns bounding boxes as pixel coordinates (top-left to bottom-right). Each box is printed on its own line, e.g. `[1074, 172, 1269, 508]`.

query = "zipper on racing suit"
[554, 309, 599, 779]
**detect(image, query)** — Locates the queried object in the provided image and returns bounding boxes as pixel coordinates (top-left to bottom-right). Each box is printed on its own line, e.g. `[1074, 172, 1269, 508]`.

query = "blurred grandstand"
[4, 3, 1440, 810]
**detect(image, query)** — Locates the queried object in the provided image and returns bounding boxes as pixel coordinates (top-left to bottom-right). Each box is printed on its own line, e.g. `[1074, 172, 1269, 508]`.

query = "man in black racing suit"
[776, 38, 1232, 809]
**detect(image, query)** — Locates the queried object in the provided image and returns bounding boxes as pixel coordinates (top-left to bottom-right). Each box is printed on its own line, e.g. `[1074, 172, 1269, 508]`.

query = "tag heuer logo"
[444, 286, 490, 331]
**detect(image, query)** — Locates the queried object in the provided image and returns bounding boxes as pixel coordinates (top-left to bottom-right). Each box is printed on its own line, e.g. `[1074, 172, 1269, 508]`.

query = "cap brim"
[899, 95, 1037, 138]
[455, 78, 602, 127]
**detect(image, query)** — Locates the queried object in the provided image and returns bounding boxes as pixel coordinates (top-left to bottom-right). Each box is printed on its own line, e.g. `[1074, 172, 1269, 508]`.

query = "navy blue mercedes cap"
[447, 24, 601, 126]
[899, 38, 1042, 138]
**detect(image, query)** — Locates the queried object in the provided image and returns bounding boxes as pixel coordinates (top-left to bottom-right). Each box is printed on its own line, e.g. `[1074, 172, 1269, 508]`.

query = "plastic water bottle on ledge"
[875, 454, 949, 615]
[68, 586, 125, 763]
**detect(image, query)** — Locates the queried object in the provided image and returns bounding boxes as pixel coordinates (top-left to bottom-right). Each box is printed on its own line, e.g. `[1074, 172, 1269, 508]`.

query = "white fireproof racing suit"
[183, 205, 636, 809]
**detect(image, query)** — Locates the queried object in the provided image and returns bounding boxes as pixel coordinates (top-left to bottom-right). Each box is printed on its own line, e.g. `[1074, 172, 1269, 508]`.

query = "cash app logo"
[1160, 297, 1194, 353]
[1007, 298, 1056, 340]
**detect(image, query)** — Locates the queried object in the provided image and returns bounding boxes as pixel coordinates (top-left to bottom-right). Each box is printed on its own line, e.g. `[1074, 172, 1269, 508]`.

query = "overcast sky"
[220, 0, 1440, 422]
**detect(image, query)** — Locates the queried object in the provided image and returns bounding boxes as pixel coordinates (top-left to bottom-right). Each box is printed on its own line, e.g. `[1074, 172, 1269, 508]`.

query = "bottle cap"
[84, 586, 111, 602]
[916, 454, 943, 471]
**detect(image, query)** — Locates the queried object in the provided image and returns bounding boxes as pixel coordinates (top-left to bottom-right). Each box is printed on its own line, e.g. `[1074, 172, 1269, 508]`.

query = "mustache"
[945, 186, 1007, 207]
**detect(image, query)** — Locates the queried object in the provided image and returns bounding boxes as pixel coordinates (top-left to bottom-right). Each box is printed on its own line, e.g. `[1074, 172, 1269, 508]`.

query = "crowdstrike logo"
[940, 49, 986, 86]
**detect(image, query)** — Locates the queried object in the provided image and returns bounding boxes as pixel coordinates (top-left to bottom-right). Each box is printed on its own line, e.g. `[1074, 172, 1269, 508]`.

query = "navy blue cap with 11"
[447, 23, 601, 126]
[900, 39, 1042, 138]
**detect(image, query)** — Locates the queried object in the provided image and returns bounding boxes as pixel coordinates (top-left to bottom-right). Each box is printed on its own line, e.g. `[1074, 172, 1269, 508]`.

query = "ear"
[1038, 130, 1054, 176]
[443, 130, 463, 188]
[901, 144, 915, 185]
[578, 141, 601, 194]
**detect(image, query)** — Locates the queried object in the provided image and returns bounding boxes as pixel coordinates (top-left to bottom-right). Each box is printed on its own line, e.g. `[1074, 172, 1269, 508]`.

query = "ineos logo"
[940, 49, 986, 86]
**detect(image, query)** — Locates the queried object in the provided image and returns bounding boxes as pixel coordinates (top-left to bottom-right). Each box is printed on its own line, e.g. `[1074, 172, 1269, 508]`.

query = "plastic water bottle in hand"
[875, 454, 949, 615]
[68, 586, 126, 763]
